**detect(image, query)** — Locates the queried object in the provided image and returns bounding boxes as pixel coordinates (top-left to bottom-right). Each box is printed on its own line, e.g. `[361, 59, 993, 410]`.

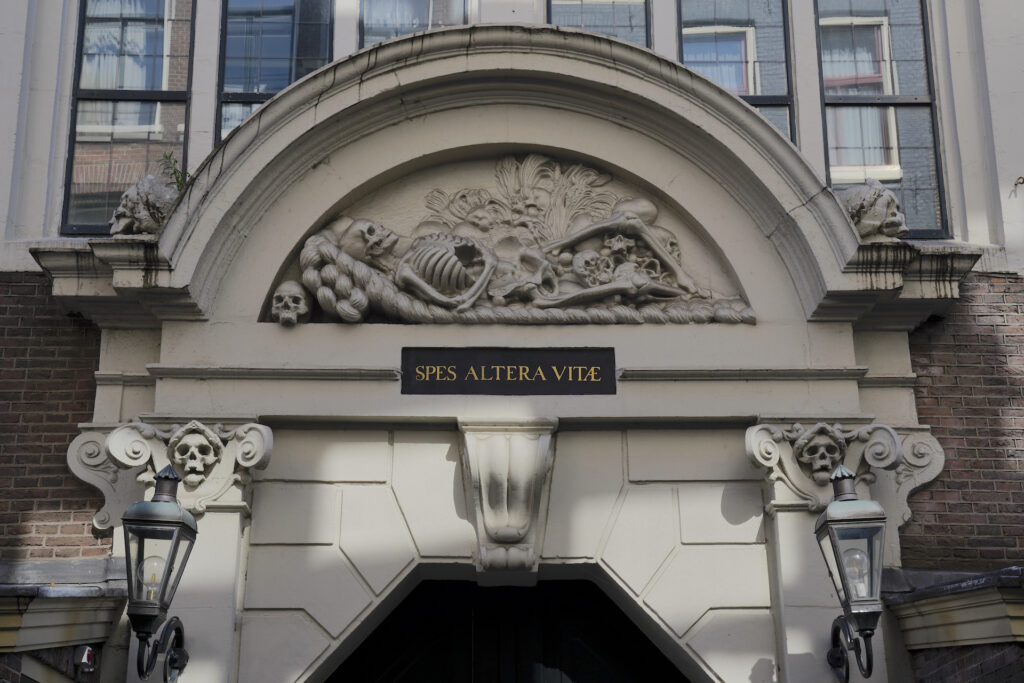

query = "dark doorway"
[328, 580, 691, 682]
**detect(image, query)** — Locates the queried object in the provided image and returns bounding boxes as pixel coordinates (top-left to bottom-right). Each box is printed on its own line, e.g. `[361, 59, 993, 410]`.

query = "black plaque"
[401, 347, 616, 395]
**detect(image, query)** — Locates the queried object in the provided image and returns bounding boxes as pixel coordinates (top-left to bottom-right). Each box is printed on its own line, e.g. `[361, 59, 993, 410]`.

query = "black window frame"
[814, 0, 948, 239]
[676, 0, 795, 142]
[62, 0, 197, 236]
[546, 0, 652, 49]
[217, 0, 335, 144]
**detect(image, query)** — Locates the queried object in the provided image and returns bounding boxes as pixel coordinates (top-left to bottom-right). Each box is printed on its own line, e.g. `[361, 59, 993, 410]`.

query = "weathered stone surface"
[678, 483, 764, 544]
[602, 486, 677, 594]
[542, 432, 623, 559]
[391, 433, 475, 558]
[264, 430, 388, 482]
[238, 612, 330, 683]
[685, 609, 777, 683]
[644, 545, 770, 638]
[245, 545, 371, 637]
[627, 430, 752, 482]
[340, 486, 415, 594]
[251, 483, 340, 545]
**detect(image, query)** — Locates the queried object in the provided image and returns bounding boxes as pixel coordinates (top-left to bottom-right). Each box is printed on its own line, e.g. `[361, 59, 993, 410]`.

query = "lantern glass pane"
[818, 532, 845, 602]
[127, 526, 175, 603]
[834, 525, 883, 602]
[163, 535, 195, 606]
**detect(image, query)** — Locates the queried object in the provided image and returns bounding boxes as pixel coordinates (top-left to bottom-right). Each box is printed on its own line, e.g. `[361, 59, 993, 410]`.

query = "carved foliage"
[459, 419, 558, 579]
[276, 155, 755, 325]
[70, 420, 273, 528]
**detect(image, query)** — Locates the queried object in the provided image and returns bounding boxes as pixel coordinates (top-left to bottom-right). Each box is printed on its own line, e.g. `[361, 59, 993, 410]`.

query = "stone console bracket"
[458, 418, 558, 585]
[746, 421, 944, 565]
[68, 420, 273, 529]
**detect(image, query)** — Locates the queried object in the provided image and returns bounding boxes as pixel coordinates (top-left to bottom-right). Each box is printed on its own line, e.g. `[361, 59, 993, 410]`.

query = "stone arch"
[154, 25, 861, 323]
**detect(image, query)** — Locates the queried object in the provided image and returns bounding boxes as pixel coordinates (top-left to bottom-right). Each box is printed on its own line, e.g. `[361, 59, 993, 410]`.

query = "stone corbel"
[746, 422, 944, 563]
[458, 418, 558, 584]
[68, 420, 273, 529]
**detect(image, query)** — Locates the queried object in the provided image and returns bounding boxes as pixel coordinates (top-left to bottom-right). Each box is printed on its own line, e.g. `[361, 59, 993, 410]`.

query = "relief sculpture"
[271, 155, 755, 325]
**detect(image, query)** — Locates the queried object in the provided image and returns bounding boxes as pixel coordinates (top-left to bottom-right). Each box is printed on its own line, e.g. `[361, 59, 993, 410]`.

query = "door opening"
[329, 580, 690, 682]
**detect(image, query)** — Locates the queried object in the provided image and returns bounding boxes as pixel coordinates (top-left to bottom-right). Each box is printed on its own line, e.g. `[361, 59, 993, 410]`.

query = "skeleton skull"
[271, 280, 311, 326]
[171, 432, 219, 487]
[794, 427, 846, 486]
[572, 250, 614, 287]
[338, 219, 399, 261]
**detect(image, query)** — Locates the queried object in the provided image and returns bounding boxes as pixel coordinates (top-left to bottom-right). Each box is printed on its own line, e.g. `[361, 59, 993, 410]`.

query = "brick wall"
[909, 642, 1024, 682]
[0, 273, 109, 561]
[0, 654, 19, 683]
[904, 274, 1024, 571]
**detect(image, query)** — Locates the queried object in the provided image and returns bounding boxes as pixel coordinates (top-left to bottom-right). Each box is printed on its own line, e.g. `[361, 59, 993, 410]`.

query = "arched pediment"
[37, 25, 976, 329]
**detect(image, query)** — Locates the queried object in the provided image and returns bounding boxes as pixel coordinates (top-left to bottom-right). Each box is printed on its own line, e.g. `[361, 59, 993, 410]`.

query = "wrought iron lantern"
[814, 464, 886, 682]
[122, 466, 198, 681]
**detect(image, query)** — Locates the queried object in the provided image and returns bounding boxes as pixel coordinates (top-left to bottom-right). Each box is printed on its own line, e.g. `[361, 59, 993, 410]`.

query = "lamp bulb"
[138, 555, 166, 601]
[842, 548, 870, 598]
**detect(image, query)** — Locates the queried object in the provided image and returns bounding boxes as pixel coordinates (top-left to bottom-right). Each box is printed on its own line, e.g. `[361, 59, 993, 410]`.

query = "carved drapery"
[68, 420, 273, 529]
[459, 418, 558, 583]
[746, 422, 944, 564]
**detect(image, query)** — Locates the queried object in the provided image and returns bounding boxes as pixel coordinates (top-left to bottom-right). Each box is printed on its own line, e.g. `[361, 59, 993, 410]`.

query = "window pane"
[549, 0, 647, 47]
[220, 101, 263, 140]
[80, 0, 192, 92]
[829, 105, 939, 234]
[223, 0, 332, 94]
[363, 0, 466, 47]
[817, 0, 928, 97]
[680, 0, 787, 96]
[757, 106, 791, 140]
[67, 100, 186, 228]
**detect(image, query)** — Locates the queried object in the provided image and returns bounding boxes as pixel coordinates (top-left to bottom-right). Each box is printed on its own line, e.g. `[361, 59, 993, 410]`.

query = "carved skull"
[271, 280, 311, 326]
[343, 219, 399, 259]
[167, 422, 224, 487]
[794, 424, 847, 486]
[572, 250, 614, 287]
[838, 178, 909, 241]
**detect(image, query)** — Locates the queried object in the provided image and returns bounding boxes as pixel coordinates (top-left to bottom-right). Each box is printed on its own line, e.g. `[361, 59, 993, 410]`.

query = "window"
[220, 0, 333, 140]
[679, 0, 791, 139]
[362, 0, 466, 48]
[817, 0, 943, 236]
[65, 0, 194, 234]
[549, 0, 648, 48]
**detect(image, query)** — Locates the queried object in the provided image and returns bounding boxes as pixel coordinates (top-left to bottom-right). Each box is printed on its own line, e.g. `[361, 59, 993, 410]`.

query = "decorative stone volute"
[68, 420, 273, 528]
[458, 418, 558, 585]
[746, 422, 944, 564]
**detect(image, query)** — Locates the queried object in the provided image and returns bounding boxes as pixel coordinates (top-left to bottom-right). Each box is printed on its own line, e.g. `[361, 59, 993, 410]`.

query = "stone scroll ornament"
[67, 420, 272, 529]
[746, 422, 944, 563]
[269, 155, 755, 325]
[459, 419, 557, 582]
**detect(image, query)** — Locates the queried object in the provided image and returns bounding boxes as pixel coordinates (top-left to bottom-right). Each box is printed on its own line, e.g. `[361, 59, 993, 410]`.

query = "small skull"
[271, 280, 311, 326]
[572, 250, 614, 287]
[167, 422, 224, 487]
[794, 425, 847, 486]
[172, 433, 218, 486]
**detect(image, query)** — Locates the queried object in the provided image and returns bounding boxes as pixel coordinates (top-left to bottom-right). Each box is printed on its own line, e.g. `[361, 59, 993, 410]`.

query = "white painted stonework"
[44, 27, 972, 683]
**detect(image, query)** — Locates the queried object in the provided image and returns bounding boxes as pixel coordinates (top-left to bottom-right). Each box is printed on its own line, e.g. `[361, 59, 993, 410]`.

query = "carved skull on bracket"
[792, 423, 847, 486]
[270, 280, 312, 326]
[167, 421, 224, 487]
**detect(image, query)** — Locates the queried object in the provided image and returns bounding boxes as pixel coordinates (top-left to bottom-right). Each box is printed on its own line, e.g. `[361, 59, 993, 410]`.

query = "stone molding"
[458, 418, 558, 583]
[887, 567, 1024, 649]
[68, 420, 273, 529]
[30, 27, 978, 329]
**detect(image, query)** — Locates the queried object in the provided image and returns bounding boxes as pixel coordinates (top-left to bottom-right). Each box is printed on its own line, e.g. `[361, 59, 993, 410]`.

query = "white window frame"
[680, 25, 759, 96]
[820, 15, 902, 184]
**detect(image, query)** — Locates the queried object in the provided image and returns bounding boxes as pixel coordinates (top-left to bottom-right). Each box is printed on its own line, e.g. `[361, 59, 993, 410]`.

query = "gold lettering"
[519, 365, 530, 381]
[534, 366, 546, 381]
[415, 366, 427, 381]
[445, 365, 457, 381]
[585, 367, 600, 382]
[465, 366, 480, 381]
[551, 366, 566, 381]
